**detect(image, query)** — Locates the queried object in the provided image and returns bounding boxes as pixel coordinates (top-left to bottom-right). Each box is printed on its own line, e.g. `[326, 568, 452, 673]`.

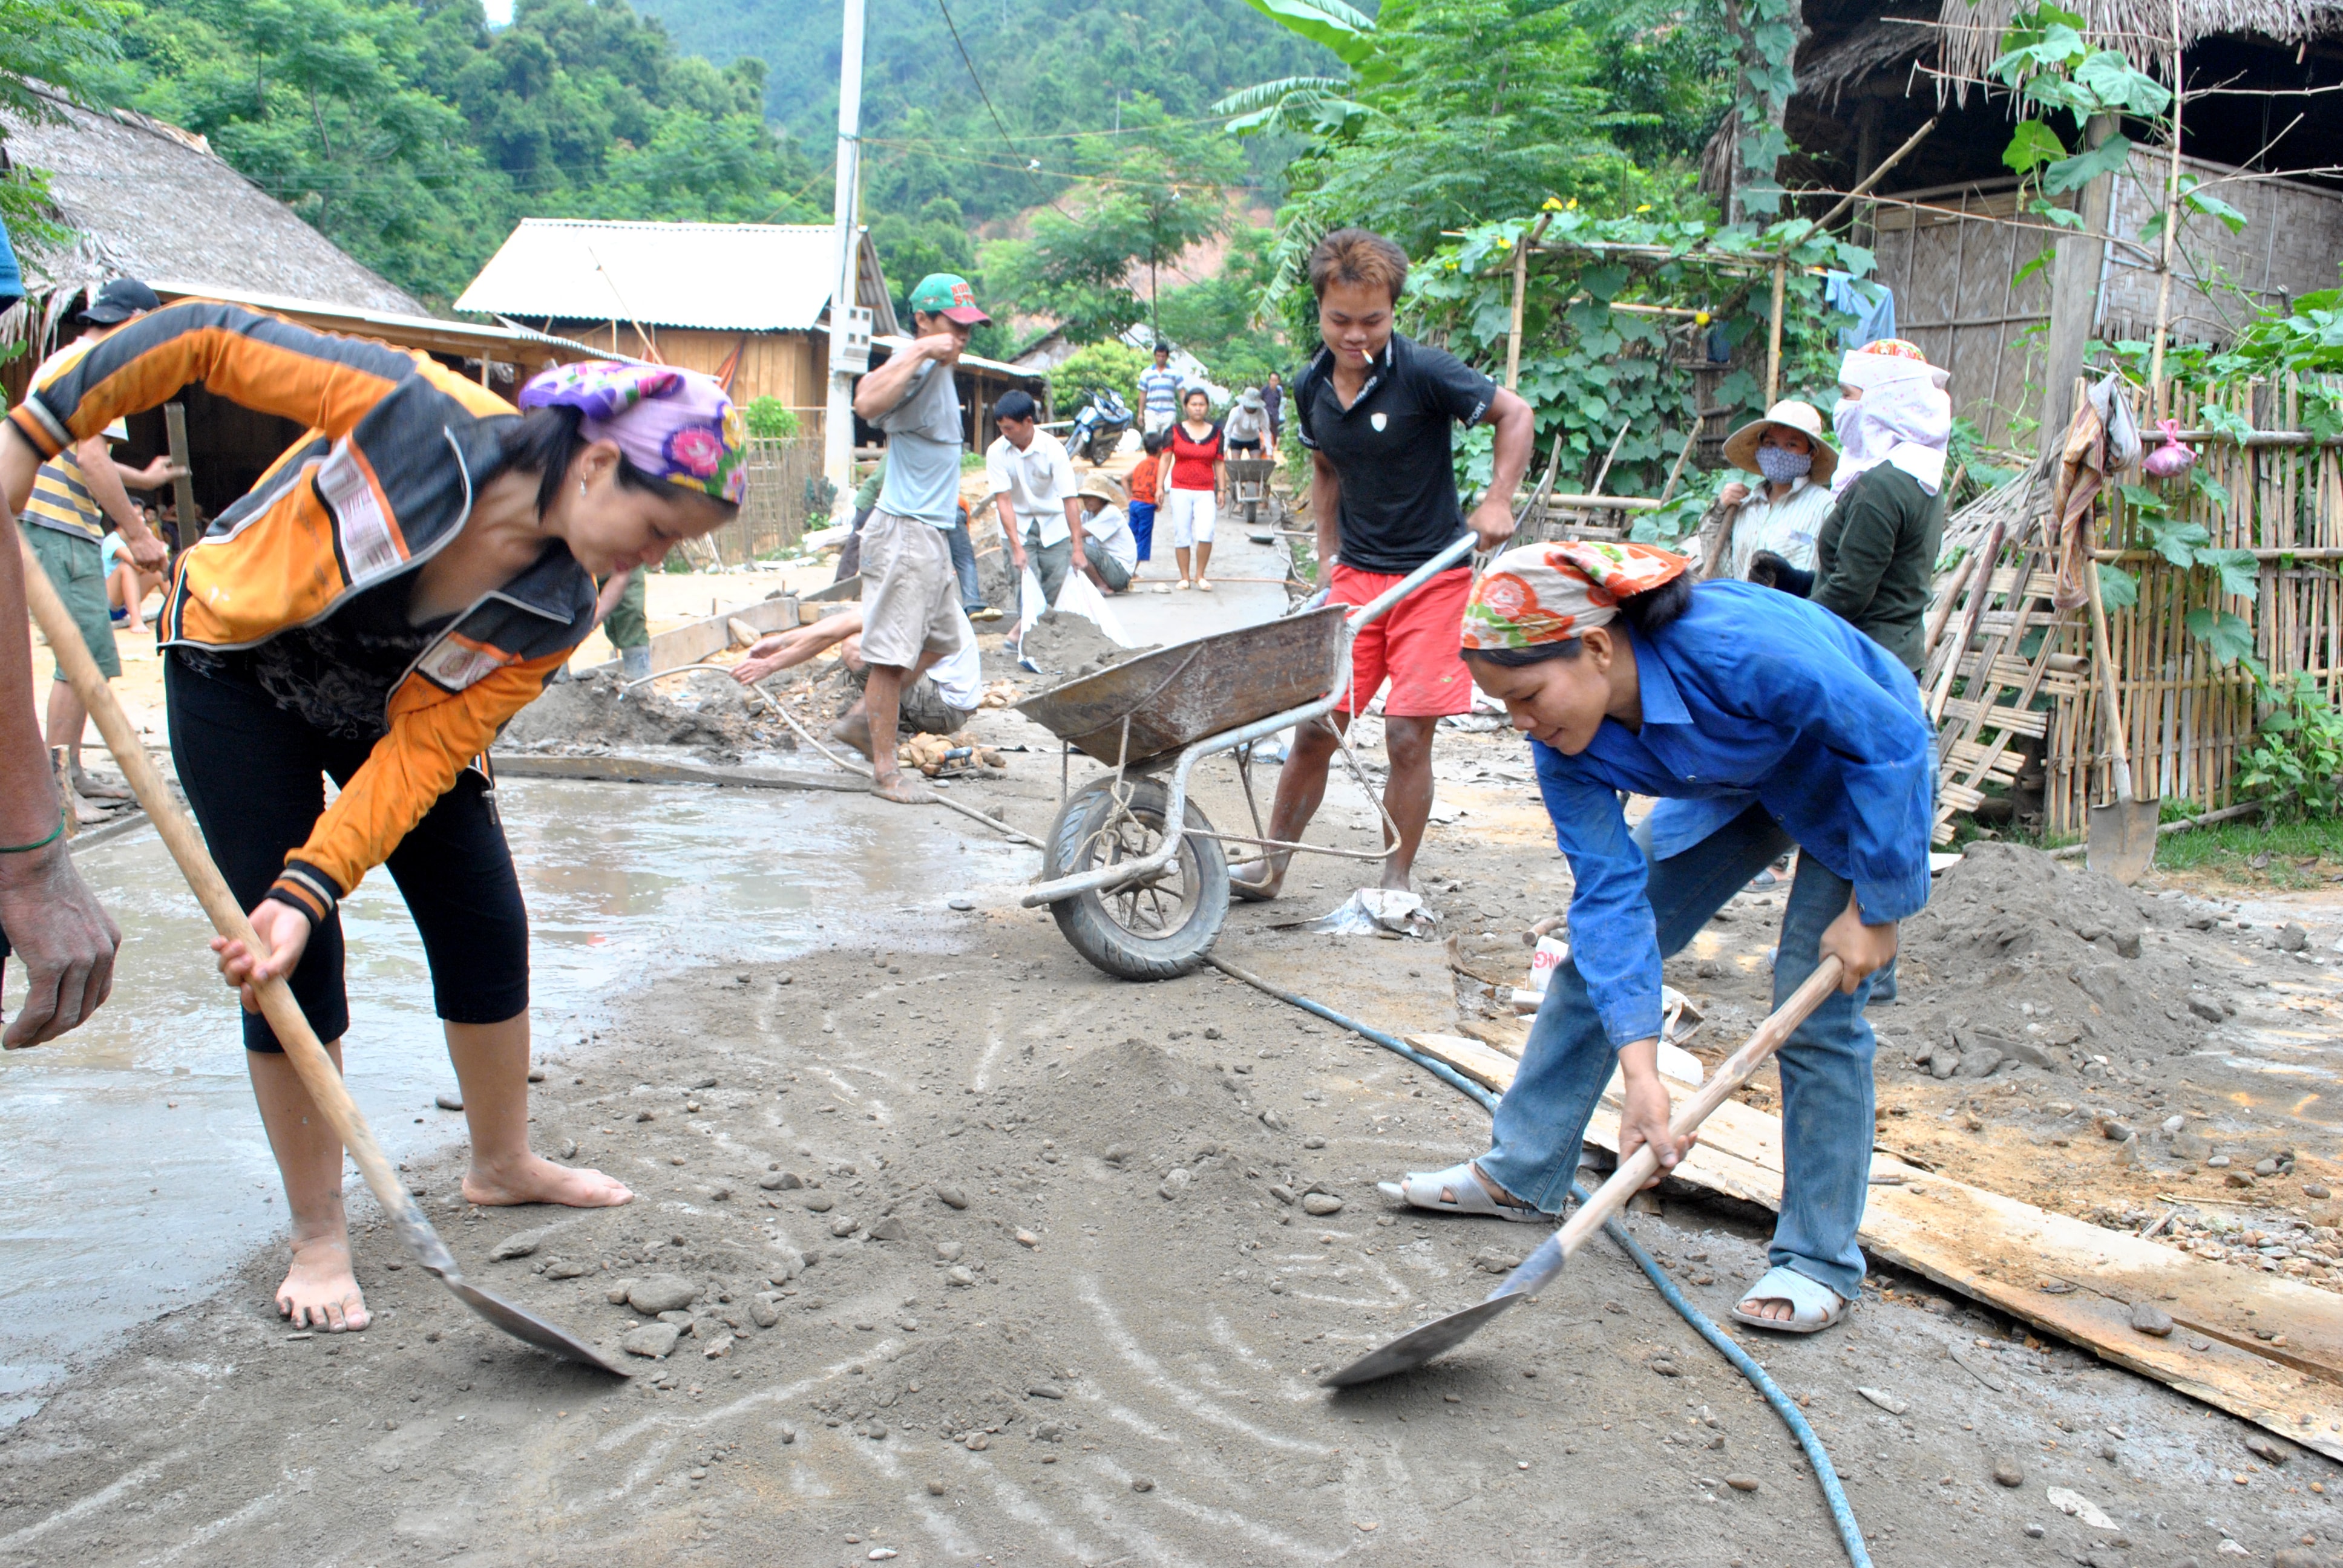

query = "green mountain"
[625, 0, 1336, 224]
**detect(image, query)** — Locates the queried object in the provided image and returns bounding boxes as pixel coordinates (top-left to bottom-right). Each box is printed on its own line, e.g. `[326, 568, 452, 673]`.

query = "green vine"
[1408, 206, 1870, 538]
[1723, 0, 1801, 220]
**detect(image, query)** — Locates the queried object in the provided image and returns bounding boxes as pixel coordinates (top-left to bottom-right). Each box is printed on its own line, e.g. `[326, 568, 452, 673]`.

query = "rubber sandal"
[1377, 1161, 1545, 1223]
[1729, 1265, 1850, 1334]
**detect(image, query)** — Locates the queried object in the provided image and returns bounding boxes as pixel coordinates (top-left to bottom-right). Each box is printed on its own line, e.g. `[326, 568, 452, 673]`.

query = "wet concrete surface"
[0, 779, 1028, 1428]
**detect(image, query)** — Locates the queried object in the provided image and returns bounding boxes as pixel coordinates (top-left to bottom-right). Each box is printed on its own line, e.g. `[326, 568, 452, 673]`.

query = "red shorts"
[1329, 561, 1474, 718]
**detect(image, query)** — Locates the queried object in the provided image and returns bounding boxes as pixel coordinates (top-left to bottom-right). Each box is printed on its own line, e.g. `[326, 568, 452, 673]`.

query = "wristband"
[0, 812, 65, 855]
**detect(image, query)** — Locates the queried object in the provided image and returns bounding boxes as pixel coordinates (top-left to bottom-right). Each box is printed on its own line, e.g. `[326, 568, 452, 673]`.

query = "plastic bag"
[1303, 888, 1439, 939]
[1050, 566, 1133, 647]
[1014, 561, 1047, 642]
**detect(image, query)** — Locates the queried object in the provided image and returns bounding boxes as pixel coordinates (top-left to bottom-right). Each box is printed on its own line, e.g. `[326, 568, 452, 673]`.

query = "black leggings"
[164, 654, 530, 1053]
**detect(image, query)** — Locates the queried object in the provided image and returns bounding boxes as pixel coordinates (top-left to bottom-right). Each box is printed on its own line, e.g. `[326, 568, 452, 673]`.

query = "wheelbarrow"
[1227, 457, 1280, 543]
[1015, 534, 1476, 980]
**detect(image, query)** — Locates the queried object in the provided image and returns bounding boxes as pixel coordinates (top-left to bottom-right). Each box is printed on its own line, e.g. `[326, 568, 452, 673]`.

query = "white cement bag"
[1050, 566, 1133, 648]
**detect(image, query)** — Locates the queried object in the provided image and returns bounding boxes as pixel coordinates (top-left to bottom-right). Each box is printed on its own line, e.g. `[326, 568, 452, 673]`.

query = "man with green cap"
[846, 273, 989, 803]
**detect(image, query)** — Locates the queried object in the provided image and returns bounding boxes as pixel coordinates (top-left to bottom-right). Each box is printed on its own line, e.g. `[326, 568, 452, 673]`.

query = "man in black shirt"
[1233, 228, 1533, 901]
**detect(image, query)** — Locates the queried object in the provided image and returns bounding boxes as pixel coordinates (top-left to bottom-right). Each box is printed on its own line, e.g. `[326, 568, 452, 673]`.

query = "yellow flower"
[1566, 198, 1578, 210]
[1636, 203, 1651, 213]
[1694, 310, 1712, 325]
[1541, 196, 1565, 211]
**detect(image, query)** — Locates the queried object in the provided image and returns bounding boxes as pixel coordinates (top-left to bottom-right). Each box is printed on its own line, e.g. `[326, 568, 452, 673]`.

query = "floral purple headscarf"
[519, 361, 747, 508]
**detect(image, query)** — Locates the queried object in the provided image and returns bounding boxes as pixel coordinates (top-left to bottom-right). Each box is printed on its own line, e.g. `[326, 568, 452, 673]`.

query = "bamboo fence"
[1930, 373, 2342, 840]
[701, 436, 827, 568]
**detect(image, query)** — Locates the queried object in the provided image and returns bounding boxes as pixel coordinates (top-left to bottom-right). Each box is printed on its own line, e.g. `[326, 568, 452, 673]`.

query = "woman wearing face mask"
[3, 302, 746, 1333]
[1807, 340, 1952, 676]
[1696, 399, 1838, 583]
[1381, 540, 1933, 1336]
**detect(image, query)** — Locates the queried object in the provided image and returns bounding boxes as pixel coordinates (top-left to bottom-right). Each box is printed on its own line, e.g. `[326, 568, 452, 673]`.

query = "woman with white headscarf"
[1806, 339, 1952, 676]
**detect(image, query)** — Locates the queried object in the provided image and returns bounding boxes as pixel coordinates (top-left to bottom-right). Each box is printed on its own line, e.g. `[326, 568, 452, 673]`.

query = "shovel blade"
[2086, 797, 2160, 886]
[436, 1270, 632, 1376]
[1320, 1295, 1524, 1387]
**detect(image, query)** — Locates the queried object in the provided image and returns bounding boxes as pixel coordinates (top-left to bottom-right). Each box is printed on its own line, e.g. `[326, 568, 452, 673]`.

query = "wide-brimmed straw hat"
[1077, 472, 1127, 506]
[1722, 399, 1837, 485]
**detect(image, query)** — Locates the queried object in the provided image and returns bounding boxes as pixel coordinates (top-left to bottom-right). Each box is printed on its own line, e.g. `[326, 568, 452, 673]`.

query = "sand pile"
[1890, 842, 2216, 1076]
[501, 668, 785, 755]
[1021, 612, 1158, 682]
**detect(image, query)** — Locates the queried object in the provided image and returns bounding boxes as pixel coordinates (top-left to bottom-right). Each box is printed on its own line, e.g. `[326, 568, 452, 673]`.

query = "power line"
[931, 0, 1021, 152]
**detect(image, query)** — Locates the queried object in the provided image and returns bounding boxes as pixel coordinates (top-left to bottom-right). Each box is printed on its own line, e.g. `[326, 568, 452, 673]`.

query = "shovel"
[16, 536, 629, 1376]
[1323, 955, 1843, 1387]
[2082, 551, 2157, 884]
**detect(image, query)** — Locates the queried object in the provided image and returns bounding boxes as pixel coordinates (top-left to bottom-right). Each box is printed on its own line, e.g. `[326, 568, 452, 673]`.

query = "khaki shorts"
[859, 510, 969, 670]
[21, 524, 120, 680]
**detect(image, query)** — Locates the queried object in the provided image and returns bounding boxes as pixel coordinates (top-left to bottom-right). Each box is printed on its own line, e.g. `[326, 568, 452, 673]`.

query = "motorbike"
[1064, 388, 1133, 465]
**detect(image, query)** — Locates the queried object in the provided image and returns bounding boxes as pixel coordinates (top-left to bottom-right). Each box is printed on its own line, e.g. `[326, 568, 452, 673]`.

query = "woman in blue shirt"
[1383, 540, 1933, 1333]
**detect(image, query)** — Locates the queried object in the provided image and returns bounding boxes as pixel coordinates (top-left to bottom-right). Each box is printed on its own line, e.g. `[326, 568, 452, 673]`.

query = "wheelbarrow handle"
[1342, 533, 1480, 630]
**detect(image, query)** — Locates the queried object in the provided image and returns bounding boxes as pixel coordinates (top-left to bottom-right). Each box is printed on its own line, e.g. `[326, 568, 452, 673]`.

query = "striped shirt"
[23, 444, 103, 542]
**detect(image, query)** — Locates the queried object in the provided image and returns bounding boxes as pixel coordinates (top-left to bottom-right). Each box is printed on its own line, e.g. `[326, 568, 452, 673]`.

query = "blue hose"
[1205, 956, 1872, 1568]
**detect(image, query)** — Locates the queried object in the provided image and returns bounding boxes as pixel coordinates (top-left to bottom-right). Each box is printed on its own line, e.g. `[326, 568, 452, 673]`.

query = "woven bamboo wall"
[1872, 187, 2050, 449]
[704, 436, 826, 567]
[2044, 377, 2343, 834]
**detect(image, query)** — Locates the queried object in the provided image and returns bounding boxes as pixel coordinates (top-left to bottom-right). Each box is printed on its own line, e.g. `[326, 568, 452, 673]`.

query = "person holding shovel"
[2, 303, 747, 1332]
[1384, 540, 1933, 1335]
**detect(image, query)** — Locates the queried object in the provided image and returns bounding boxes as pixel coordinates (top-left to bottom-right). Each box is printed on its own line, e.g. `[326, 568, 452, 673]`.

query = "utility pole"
[823, 0, 867, 489]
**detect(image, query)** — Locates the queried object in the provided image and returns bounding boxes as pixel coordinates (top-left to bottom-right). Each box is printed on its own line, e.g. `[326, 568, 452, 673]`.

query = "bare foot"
[463, 1155, 634, 1208]
[829, 712, 876, 762]
[1735, 1293, 1796, 1322]
[873, 771, 934, 804]
[70, 768, 132, 801]
[277, 1235, 370, 1331]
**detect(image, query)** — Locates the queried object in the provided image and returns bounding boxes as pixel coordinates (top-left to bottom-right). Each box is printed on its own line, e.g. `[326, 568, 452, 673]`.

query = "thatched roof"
[1799, 11, 1938, 103]
[0, 87, 422, 318]
[1935, 0, 2343, 83]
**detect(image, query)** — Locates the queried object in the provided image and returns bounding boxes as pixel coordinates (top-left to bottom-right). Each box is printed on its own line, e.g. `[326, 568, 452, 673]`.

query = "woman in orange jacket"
[2, 301, 744, 1332]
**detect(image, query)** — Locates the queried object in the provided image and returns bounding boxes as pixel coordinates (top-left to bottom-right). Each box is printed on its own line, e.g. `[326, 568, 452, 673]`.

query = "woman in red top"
[1155, 387, 1227, 590]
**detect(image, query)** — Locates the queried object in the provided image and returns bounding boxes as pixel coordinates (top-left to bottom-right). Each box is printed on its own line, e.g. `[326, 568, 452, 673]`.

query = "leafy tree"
[1049, 339, 1153, 416]
[2, 0, 132, 243]
[985, 96, 1247, 344]
[1224, 0, 1720, 327]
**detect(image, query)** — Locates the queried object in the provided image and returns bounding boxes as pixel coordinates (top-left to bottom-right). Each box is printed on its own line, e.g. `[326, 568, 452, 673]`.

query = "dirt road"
[0, 678, 2334, 1564]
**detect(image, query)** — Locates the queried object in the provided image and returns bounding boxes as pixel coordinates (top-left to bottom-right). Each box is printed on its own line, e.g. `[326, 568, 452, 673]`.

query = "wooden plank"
[489, 754, 862, 793]
[1575, 1085, 2343, 1458]
[576, 594, 799, 678]
[1404, 1034, 1522, 1093]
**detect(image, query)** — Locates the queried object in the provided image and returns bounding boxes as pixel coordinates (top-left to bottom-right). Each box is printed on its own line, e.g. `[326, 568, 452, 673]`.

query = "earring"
[578, 480, 588, 495]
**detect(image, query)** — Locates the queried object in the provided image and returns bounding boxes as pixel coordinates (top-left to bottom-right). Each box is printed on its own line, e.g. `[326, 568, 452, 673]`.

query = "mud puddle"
[0, 779, 1028, 1426]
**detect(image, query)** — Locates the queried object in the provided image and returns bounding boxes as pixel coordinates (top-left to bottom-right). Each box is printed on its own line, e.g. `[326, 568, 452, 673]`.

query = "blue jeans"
[944, 518, 984, 614]
[1480, 801, 1876, 1301]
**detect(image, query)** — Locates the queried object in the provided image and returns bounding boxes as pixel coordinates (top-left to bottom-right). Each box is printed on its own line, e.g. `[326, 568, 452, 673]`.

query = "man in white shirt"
[985, 390, 1086, 618]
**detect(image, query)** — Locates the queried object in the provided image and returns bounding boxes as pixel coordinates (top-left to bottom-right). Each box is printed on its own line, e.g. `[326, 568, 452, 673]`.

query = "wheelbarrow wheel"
[1042, 776, 1229, 981]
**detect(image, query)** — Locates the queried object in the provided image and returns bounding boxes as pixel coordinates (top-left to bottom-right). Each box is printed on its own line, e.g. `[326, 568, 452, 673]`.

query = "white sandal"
[1378, 1161, 1546, 1223]
[1730, 1264, 1851, 1334]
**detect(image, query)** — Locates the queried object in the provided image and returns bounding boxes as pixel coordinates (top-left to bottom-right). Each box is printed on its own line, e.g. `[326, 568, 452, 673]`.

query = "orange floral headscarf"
[1460, 540, 1689, 651]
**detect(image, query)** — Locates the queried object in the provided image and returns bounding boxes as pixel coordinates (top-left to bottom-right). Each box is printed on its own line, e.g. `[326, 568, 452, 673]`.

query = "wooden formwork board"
[1401, 1029, 2343, 1459]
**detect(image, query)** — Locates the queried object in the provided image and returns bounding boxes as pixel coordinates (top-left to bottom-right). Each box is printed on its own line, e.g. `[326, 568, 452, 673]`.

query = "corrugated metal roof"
[454, 218, 900, 336]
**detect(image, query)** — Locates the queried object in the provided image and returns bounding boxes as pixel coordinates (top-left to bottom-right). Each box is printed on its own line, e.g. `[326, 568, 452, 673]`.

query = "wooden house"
[454, 218, 902, 448]
[1719, 0, 2343, 448]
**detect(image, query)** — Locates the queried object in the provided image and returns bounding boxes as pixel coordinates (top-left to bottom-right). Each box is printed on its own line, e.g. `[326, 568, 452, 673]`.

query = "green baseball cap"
[908, 272, 989, 325]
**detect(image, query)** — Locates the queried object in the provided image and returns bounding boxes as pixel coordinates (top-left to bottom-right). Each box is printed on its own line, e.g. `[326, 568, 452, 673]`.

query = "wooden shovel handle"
[1551, 955, 1846, 1260]
[16, 534, 415, 1236]
[2079, 531, 2137, 799]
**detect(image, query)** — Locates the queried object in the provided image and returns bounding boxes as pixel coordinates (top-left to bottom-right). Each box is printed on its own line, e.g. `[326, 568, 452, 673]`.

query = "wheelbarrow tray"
[1015, 605, 1348, 768]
